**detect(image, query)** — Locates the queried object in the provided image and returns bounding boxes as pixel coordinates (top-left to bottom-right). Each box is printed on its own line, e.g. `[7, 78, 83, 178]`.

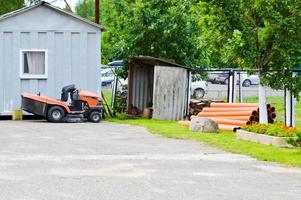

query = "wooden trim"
[284, 88, 287, 125]
[19, 49, 48, 79]
[127, 64, 134, 114]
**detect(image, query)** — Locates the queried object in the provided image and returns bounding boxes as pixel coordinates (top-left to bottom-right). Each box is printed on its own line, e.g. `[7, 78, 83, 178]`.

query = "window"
[102, 71, 114, 77]
[20, 50, 47, 79]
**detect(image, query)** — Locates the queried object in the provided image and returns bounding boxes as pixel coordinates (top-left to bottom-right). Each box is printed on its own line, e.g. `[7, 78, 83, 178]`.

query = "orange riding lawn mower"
[21, 85, 103, 123]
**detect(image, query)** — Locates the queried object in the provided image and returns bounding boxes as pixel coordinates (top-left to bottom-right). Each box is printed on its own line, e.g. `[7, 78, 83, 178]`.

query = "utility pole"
[95, 0, 100, 24]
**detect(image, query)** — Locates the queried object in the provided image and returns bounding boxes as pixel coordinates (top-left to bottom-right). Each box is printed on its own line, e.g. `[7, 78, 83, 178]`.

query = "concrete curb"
[236, 129, 297, 148]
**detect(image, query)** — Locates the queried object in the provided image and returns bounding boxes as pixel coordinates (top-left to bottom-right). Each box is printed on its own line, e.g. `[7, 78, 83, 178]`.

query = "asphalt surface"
[0, 120, 300, 200]
[205, 83, 283, 99]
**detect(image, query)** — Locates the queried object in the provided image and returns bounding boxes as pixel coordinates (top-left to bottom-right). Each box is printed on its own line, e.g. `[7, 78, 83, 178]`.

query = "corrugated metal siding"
[152, 66, 188, 120]
[0, 30, 101, 114]
[131, 65, 153, 113]
[0, 32, 4, 112]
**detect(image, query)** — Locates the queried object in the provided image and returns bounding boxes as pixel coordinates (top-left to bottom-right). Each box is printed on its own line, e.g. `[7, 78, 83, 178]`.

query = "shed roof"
[0, 1, 106, 32]
[130, 56, 191, 69]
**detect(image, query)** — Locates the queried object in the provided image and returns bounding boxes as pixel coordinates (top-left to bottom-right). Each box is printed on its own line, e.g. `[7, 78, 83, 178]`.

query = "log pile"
[189, 99, 225, 116]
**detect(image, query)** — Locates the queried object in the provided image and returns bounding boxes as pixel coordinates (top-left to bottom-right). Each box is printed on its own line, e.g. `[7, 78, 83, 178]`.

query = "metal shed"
[128, 56, 191, 120]
[0, 1, 105, 115]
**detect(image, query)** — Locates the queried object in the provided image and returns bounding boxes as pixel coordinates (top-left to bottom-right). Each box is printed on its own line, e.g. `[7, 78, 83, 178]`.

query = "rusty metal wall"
[131, 65, 154, 113]
[129, 64, 189, 120]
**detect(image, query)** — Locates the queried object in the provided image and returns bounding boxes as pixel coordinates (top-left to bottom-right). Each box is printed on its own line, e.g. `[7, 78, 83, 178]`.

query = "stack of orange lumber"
[197, 103, 276, 131]
[178, 103, 277, 132]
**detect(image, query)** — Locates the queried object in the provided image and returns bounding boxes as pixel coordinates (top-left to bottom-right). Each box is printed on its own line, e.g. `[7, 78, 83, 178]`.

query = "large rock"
[189, 117, 219, 133]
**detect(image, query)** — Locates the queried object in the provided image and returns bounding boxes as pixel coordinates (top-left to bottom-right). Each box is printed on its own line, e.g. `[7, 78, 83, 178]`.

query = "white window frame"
[20, 49, 48, 79]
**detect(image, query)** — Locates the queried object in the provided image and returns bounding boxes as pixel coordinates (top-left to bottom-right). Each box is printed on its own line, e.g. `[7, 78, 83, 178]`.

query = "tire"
[89, 111, 102, 123]
[224, 78, 229, 85]
[243, 79, 251, 87]
[47, 106, 65, 123]
[193, 88, 205, 100]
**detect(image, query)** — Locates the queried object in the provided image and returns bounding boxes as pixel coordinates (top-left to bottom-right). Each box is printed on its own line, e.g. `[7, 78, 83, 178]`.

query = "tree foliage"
[113, 0, 202, 67]
[0, 0, 24, 15]
[75, 0, 95, 21]
[76, 0, 116, 64]
[196, 0, 301, 95]
[26, 0, 41, 5]
[76, 0, 202, 69]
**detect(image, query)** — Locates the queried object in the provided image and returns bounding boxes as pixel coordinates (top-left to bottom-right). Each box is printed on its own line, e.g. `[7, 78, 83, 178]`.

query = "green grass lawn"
[109, 118, 301, 168]
[101, 88, 113, 106]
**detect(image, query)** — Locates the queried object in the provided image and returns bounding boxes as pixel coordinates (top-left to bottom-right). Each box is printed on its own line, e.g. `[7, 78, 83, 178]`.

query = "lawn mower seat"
[61, 84, 76, 102]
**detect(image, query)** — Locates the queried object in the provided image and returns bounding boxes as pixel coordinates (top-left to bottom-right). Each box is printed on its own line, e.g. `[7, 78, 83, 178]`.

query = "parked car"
[191, 80, 208, 99]
[238, 73, 259, 87]
[101, 68, 115, 87]
[207, 71, 230, 84]
[208, 71, 259, 87]
[207, 73, 219, 83]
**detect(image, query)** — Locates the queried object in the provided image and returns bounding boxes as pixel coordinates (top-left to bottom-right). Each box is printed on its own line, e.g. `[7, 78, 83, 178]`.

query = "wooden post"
[228, 70, 235, 103]
[233, 71, 237, 103]
[285, 72, 296, 127]
[284, 89, 295, 127]
[258, 72, 268, 124]
[227, 71, 231, 103]
[95, 0, 100, 24]
[238, 72, 243, 103]
[185, 70, 191, 117]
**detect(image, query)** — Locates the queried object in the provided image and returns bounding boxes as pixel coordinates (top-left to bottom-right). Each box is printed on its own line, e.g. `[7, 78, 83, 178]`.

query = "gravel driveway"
[0, 120, 300, 200]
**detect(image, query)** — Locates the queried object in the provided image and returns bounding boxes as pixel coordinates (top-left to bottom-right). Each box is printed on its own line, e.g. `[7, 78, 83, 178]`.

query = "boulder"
[189, 117, 219, 133]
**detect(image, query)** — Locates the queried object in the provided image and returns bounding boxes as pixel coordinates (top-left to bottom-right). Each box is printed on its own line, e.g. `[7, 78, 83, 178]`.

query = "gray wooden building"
[128, 56, 191, 120]
[0, 1, 105, 115]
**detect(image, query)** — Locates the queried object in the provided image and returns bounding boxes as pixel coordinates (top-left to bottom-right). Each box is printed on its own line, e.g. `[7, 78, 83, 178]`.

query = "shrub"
[242, 123, 268, 135]
[242, 123, 301, 138]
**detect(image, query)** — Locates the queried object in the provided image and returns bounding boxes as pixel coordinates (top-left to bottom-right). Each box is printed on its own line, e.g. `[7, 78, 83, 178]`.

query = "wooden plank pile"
[189, 99, 225, 116]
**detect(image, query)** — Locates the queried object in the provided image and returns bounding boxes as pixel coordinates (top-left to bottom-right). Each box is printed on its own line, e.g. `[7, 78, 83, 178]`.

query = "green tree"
[76, 0, 202, 69]
[0, 0, 24, 15]
[26, 0, 41, 5]
[114, 0, 202, 68]
[75, 0, 116, 64]
[75, 0, 94, 21]
[196, 0, 301, 96]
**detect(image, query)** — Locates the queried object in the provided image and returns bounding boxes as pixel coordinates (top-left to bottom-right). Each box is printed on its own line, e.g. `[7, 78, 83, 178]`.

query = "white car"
[191, 81, 208, 99]
[238, 73, 259, 87]
[101, 68, 115, 86]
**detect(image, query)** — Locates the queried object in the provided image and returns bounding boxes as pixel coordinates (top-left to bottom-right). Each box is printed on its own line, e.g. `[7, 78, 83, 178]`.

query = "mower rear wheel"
[47, 106, 65, 123]
[89, 111, 102, 123]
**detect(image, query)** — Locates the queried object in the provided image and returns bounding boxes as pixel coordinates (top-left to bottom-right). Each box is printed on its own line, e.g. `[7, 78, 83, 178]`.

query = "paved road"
[205, 83, 284, 100]
[0, 121, 300, 200]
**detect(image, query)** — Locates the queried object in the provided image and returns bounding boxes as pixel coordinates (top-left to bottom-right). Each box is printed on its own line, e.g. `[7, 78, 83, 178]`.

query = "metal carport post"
[285, 66, 301, 127]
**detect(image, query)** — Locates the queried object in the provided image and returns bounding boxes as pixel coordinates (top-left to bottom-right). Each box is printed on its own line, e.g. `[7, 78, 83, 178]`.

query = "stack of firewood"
[189, 99, 225, 117]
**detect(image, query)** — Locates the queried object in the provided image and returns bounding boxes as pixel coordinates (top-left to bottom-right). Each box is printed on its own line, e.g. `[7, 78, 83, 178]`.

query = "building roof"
[131, 56, 191, 69]
[0, 1, 106, 32]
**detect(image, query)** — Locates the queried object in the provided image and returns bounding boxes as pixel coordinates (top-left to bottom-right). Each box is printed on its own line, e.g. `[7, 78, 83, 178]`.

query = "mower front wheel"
[89, 111, 102, 123]
[47, 106, 65, 123]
